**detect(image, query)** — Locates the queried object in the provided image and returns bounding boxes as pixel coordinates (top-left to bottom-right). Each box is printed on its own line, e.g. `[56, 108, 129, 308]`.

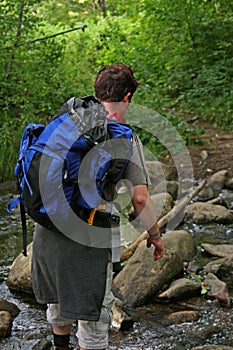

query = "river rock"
[6, 242, 33, 294]
[203, 273, 231, 307]
[164, 230, 197, 262]
[0, 298, 20, 318]
[184, 202, 233, 224]
[111, 298, 134, 331]
[158, 278, 201, 300]
[164, 310, 201, 325]
[145, 160, 177, 184]
[112, 241, 183, 307]
[0, 310, 13, 337]
[149, 180, 179, 200]
[192, 345, 233, 350]
[219, 191, 233, 209]
[0, 298, 20, 338]
[225, 177, 233, 190]
[203, 255, 233, 290]
[201, 243, 233, 257]
[197, 170, 230, 200]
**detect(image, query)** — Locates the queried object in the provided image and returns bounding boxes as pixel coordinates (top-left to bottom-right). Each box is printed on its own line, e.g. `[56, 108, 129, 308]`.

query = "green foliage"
[0, 0, 232, 182]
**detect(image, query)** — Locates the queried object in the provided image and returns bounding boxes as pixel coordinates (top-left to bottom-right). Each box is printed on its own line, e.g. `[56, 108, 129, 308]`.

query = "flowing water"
[1, 193, 233, 350]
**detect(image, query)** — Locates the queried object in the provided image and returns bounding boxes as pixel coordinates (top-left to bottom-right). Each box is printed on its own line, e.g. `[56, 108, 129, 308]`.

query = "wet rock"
[146, 160, 177, 184]
[197, 170, 230, 200]
[219, 190, 233, 209]
[185, 202, 233, 224]
[6, 242, 33, 294]
[164, 310, 201, 325]
[201, 243, 233, 257]
[32, 339, 52, 349]
[0, 310, 12, 337]
[204, 273, 231, 307]
[158, 278, 201, 300]
[149, 180, 179, 200]
[112, 241, 183, 307]
[225, 177, 233, 190]
[111, 298, 134, 331]
[203, 256, 233, 291]
[164, 230, 197, 262]
[0, 298, 20, 318]
[192, 345, 233, 350]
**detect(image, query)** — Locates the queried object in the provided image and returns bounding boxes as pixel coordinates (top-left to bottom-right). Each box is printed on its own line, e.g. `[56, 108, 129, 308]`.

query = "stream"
[1, 192, 233, 350]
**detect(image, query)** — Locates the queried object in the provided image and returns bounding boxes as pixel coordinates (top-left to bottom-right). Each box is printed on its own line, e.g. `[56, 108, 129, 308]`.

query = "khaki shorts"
[46, 262, 114, 349]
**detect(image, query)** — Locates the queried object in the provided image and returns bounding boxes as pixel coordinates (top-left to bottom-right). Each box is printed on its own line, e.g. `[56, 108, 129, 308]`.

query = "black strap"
[20, 203, 27, 257]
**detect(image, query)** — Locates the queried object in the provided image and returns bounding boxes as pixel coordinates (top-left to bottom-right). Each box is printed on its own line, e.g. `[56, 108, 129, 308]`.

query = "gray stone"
[198, 170, 230, 200]
[0, 311, 12, 338]
[164, 230, 197, 262]
[158, 278, 201, 300]
[204, 273, 231, 307]
[192, 345, 233, 350]
[185, 202, 233, 224]
[203, 255, 233, 290]
[6, 242, 33, 293]
[164, 310, 201, 325]
[112, 241, 183, 307]
[201, 243, 233, 258]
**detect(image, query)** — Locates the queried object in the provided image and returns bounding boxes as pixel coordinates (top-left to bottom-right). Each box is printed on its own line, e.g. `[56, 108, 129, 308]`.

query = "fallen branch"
[1, 25, 87, 51]
[120, 180, 207, 262]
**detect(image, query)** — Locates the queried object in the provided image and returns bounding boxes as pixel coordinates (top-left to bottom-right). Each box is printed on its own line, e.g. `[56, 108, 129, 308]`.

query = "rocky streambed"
[1, 165, 233, 350]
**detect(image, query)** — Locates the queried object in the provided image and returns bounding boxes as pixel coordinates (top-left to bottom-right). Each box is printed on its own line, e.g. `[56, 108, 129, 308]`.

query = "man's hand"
[147, 236, 164, 261]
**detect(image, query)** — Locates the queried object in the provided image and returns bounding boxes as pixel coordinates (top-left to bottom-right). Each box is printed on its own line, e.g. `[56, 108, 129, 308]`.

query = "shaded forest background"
[0, 0, 232, 182]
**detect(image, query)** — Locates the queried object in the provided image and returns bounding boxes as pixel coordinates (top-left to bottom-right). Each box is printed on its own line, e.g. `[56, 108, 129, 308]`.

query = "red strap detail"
[107, 113, 126, 124]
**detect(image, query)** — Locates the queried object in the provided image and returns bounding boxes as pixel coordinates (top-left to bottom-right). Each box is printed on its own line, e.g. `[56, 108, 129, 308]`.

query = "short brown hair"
[94, 63, 139, 102]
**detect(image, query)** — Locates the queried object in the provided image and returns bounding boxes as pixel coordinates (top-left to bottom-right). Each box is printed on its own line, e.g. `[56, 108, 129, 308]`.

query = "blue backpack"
[8, 96, 133, 255]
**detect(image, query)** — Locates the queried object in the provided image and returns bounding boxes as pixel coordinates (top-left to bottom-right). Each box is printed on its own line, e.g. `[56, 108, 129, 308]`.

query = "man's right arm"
[131, 184, 164, 261]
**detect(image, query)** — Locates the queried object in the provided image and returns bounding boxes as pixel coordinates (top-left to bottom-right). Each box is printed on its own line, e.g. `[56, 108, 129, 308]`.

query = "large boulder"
[184, 202, 233, 224]
[112, 230, 196, 307]
[112, 240, 183, 307]
[164, 230, 197, 262]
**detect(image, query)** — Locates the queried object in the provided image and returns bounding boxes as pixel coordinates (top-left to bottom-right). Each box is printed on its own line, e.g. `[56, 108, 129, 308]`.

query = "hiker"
[31, 63, 164, 350]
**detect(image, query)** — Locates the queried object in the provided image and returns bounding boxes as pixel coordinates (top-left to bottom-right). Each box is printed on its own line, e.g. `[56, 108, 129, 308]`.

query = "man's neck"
[102, 101, 128, 119]
[107, 112, 126, 123]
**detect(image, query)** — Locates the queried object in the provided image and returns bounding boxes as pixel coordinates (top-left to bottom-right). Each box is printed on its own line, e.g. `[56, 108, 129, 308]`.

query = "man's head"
[94, 63, 139, 102]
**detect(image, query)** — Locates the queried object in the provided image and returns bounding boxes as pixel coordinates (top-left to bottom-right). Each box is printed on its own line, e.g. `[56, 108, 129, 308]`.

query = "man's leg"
[77, 262, 114, 350]
[47, 304, 75, 349]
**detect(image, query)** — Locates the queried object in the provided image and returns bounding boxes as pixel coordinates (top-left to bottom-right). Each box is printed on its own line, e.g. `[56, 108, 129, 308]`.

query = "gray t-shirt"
[123, 133, 150, 187]
[103, 133, 150, 201]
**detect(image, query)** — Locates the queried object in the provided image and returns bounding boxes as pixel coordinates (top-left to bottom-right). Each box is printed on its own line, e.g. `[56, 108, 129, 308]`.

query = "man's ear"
[122, 92, 131, 102]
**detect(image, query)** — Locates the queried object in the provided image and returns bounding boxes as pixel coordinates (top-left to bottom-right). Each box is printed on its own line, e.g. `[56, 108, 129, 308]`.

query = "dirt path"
[187, 121, 233, 180]
[163, 119, 233, 181]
